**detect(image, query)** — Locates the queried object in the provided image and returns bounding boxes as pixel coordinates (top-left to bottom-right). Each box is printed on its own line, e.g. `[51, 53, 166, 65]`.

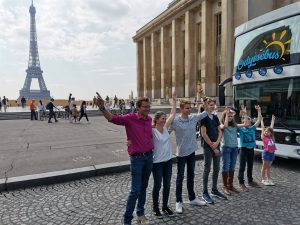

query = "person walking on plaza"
[219, 107, 245, 195]
[70, 104, 79, 123]
[68, 93, 72, 104]
[151, 92, 176, 218]
[237, 105, 262, 191]
[170, 95, 208, 214]
[201, 98, 227, 204]
[46, 98, 58, 123]
[114, 95, 118, 108]
[96, 93, 153, 225]
[78, 101, 89, 123]
[0, 97, 2, 112]
[69, 97, 75, 123]
[260, 115, 276, 186]
[21, 96, 26, 108]
[30, 99, 37, 120]
[37, 100, 46, 120]
[2, 96, 8, 112]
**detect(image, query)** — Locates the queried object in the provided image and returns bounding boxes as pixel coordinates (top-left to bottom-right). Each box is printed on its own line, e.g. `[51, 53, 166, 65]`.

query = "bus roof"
[235, 2, 300, 38]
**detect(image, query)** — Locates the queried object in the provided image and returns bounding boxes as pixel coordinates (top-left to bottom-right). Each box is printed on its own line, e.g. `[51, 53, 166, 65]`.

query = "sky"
[0, 0, 171, 100]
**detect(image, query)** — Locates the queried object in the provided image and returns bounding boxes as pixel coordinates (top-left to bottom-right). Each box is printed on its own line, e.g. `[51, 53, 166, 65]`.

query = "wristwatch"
[99, 106, 106, 111]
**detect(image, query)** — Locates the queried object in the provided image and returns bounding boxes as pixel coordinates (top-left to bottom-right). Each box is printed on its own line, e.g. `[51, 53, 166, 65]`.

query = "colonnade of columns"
[135, 0, 231, 101]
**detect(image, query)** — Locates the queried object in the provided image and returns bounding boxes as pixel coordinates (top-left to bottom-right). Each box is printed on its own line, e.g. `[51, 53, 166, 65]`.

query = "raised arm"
[254, 105, 262, 127]
[270, 115, 275, 129]
[239, 105, 247, 117]
[220, 108, 229, 129]
[96, 92, 113, 121]
[165, 91, 177, 128]
[260, 117, 265, 139]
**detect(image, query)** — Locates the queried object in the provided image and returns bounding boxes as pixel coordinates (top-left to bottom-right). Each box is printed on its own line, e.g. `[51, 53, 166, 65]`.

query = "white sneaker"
[268, 179, 275, 186]
[175, 202, 183, 213]
[262, 180, 269, 185]
[190, 198, 207, 206]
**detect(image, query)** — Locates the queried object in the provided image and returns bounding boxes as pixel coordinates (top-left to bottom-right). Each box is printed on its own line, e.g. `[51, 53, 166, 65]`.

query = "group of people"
[96, 91, 277, 225]
[68, 93, 90, 123]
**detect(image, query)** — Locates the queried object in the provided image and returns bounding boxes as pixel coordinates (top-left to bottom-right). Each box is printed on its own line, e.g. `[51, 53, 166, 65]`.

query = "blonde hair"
[221, 110, 237, 127]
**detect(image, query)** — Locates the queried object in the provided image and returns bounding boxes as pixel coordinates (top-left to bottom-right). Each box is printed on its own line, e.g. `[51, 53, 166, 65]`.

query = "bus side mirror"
[219, 86, 225, 106]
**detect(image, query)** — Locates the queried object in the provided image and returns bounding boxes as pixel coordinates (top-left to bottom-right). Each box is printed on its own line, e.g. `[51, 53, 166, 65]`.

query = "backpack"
[46, 102, 51, 110]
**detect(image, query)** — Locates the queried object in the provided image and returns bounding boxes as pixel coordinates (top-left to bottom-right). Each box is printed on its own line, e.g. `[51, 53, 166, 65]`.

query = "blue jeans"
[123, 153, 153, 224]
[238, 147, 254, 184]
[176, 152, 196, 202]
[221, 146, 238, 172]
[152, 159, 172, 210]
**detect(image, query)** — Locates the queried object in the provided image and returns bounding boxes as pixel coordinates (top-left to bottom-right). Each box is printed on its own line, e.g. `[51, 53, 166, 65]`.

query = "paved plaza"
[0, 115, 178, 179]
[1, 156, 299, 225]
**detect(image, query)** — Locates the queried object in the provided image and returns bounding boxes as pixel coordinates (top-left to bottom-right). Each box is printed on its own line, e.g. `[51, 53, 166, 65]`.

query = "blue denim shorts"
[262, 151, 275, 161]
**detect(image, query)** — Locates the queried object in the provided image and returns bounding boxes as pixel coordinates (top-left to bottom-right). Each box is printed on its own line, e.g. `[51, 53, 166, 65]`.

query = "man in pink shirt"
[97, 95, 153, 225]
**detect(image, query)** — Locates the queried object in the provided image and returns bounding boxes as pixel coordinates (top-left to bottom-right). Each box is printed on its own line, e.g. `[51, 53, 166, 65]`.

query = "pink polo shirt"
[110, 113, 154, 156]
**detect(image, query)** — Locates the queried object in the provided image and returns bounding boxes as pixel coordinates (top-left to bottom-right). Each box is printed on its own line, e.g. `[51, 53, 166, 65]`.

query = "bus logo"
[237, 28, 292, 72]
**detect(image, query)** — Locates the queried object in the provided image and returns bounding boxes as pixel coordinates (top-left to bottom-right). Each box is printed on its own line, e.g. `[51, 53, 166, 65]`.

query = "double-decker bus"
[224, 2, 300, 159]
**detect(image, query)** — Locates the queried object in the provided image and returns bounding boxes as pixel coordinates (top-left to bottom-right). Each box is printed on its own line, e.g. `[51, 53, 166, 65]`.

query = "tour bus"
[221, 2, 300, 159]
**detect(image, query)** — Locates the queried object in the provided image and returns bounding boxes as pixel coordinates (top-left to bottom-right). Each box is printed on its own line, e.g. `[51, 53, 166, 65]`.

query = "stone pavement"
[0, 156, 299, 225]
[0, 115, 202, 190]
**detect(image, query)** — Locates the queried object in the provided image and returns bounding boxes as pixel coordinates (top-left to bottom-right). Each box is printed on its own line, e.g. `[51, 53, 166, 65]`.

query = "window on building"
[215, 13, 222, 96]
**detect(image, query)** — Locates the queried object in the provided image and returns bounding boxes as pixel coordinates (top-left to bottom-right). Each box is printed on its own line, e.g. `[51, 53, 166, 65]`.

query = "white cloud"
[0, 0, 171, 99]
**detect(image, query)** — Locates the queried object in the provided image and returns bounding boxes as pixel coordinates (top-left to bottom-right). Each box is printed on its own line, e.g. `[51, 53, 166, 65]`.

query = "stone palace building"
[133, 0, 299, 104]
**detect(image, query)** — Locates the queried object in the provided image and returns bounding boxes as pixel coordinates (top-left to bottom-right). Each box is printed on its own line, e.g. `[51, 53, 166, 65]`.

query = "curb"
[1, 153, 203, 192]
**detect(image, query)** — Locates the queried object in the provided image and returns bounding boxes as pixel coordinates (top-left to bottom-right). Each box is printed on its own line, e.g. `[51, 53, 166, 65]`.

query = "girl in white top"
[152, 92, 176, 217]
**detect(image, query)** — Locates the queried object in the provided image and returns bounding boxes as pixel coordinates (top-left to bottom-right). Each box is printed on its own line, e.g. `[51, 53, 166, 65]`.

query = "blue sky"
[0, 0, 170, 100]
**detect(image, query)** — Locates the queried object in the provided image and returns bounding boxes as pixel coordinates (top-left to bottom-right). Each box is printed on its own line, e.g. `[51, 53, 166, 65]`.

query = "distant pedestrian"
[113, 95, 118, 108]
[69, 97, 75, 123]
[2, 96, 7, 112]
[21, 96, 26, 108]
[260, 115, 276, 186]
[71, 104, 79, 123]
[37, 100, 46, 120]
[30, 99, 37, 120]
[46, 98, 58, 123]
[0, 97, 2, 112]
[78, 101, 89, 123]
[68, 93, 72, 104]
[96, 93, 153, 225]
[237, 105, 262, 191]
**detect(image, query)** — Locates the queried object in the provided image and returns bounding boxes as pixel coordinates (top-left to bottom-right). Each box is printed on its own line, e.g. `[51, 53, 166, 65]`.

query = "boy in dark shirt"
[201, 98, 227, 204]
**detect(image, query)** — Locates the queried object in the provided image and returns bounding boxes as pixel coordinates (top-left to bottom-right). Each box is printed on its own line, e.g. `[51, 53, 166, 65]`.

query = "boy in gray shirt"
[170, 100, 208, 213]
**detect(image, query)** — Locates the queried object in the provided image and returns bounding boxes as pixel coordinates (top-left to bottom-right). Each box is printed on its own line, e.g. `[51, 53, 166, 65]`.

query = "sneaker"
[136, 215, 149, 224]
[239, 184, 248, 192]
[55, 120, 58, 122]
[162, 207, 174, 216]
[267, 179, 275, 186]
[153, 208, 163, 218]
[248, 181, 261, 188]
[190, 198, 207, 206]
[262, 180, 269, 185]
[202, 193, 214, 204]
[175, 202, 183, 213]
[48, 121, 52, 123]
[211, 190, 228, 200]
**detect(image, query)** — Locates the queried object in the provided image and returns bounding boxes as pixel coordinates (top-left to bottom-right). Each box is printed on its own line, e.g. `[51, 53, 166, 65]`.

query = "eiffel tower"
[18, 0, 51, 100]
